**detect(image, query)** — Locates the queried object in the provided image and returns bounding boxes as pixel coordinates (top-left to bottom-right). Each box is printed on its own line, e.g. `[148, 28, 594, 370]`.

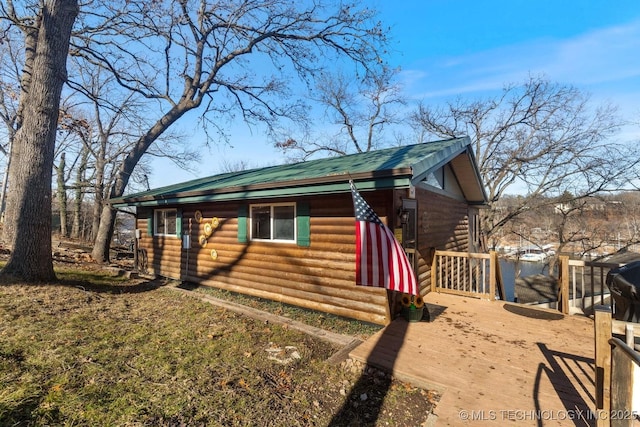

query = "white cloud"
[407, 19, 640, 102]
[550, 20, 640, 85]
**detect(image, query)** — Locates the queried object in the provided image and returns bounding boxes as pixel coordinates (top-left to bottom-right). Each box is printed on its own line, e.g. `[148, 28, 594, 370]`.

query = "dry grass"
[0, 266, 438, 426]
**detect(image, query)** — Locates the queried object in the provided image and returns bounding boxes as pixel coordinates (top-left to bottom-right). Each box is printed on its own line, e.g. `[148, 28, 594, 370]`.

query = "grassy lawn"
[0, 267, 438, 426]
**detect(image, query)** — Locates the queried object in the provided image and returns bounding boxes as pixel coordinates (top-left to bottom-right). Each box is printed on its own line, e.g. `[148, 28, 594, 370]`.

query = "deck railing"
[560, 258, 623, 315]
[594, 306, 640, 427]
[432, 250, 623, 315]
[432, 250, 504, 300]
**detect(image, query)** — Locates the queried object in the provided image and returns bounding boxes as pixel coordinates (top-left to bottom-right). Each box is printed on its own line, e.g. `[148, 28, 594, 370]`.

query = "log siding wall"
[413, 187, 471, 295]
[138, 192, 392, 325]
[136, 188, 474, 325]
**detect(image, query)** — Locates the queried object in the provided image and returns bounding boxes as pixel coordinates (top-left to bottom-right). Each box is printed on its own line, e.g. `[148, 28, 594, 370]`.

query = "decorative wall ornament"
[197, 213, 221, 247]
[204, 222, 213, 237]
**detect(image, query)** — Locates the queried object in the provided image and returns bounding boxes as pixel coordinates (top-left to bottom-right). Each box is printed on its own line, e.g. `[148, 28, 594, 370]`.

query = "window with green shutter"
[153, 209, 178, 236]
[239, 202, 310, 246]
[249, 203, 296, 243]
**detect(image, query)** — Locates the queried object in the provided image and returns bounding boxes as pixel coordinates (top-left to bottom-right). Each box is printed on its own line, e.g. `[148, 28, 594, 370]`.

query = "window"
[154, 209, 177, 236]
[423, 167, 444, 190]
[250, 203, 296, 242]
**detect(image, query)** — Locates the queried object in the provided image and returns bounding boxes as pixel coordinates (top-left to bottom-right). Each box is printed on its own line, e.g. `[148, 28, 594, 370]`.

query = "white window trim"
[154, 208, 178, 236]
[249, 202, 297, 243]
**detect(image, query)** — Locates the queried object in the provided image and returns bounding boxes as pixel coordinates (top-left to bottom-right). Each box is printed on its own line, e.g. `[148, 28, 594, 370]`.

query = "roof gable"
[113, 137, 487, 207]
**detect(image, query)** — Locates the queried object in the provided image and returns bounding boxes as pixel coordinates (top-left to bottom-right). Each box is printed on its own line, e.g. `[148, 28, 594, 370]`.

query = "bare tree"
[218, 159, 253, 173]
[0, 0, 78, 281]
[275, 66, 404, 160]
[411, 76, 640, 249]
[555, 194, 640, 259]
[615, 192, 640, 251]
[65, 65, 196, 243]
[55, 105, 93, 239]
[66, 0, 389, 262]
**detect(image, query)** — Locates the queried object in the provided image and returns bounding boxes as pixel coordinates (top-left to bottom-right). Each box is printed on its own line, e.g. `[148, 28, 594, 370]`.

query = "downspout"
[184, 218, 191, 280]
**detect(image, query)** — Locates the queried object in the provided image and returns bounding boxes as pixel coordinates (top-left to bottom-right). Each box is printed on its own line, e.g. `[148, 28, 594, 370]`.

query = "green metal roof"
[112, 137, 485, 207]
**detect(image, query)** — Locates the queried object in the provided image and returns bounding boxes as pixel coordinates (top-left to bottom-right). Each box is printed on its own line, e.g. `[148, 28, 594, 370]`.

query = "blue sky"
[147, 0, 640, 189]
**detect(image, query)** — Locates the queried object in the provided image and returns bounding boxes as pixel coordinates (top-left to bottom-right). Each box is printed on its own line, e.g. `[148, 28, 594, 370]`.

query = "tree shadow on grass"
[55, 277, 168, 295]
[328, 317, 409, 426]
[0, 393, 56, 426]
[0, 270, 168, 295]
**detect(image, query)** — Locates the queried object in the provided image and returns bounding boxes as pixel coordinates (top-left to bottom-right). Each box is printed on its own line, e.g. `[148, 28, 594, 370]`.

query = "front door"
[401, 198, 417, 272]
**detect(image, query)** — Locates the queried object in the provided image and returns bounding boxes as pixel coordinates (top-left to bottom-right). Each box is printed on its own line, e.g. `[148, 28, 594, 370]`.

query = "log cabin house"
[112, 137, 488, 325]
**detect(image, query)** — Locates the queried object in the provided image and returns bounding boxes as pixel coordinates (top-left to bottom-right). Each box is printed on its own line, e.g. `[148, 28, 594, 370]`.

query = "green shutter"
[296, 202, 310, 247]
[176, 209, 182, 238]
[238, 205, 247, 243]
[147, 210, 154, 236]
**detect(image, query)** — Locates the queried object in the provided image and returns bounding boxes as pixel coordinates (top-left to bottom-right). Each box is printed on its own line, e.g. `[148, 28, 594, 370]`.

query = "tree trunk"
[56, 152, 68, 237]
[92, 202, 117, 264]
[71, 191, 82, 239]
[2, 20, 38, 247]
[89, 143, 108, 261]
[71, 146, 89, 239]
[1, 0, 78, 281]
[91, 150, 106, 242]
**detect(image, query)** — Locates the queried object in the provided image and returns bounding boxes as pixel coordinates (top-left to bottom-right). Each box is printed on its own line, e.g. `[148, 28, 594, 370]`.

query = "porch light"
[398, 208, 410, 225]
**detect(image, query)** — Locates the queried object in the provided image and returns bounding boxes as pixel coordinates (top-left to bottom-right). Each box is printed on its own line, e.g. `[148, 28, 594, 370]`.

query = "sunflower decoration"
[414, 295, 425, 308]
[210, 249, 218, 260]
[401, 293, 412, 307]
[204, 222, 213, 237]
[199, 234, 208, 247]
[401, 293, 424, 309]
[211, 217, 220, 229]
[194, 210, 203, 223]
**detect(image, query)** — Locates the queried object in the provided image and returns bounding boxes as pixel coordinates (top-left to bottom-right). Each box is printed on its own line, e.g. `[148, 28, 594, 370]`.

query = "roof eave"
[111, 168, 413, 207]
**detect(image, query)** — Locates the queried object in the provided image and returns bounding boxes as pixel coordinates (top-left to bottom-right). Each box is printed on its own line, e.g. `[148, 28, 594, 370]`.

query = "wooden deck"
[349, 293, 598, 426]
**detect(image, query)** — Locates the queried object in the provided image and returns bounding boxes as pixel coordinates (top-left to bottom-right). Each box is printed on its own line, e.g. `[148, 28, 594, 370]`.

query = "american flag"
[350, 181, 418, 296]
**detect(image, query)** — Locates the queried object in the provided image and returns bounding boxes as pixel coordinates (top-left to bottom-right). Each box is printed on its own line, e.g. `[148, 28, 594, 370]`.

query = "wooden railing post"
[491, 250, 506, 301]
[431, 250, 438, 292]
[558, 255, 570, 314]
[489, 250, 496, 299]
[594, 305, 612, 427]
[625, 324, 634, 348]
[610, 341, 635, 427]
